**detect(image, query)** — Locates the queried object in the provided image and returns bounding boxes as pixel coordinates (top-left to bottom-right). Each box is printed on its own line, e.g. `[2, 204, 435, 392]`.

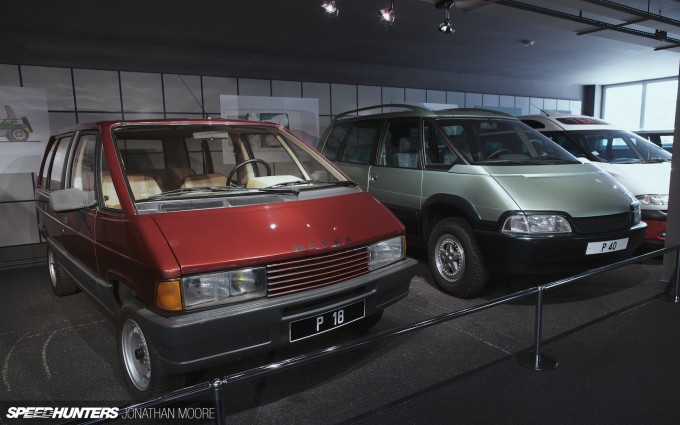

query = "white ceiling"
[2, 0, 680, 86]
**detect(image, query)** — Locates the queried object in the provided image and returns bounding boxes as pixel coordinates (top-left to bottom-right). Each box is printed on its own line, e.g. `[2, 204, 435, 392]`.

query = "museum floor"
[1, 254, 679, 424]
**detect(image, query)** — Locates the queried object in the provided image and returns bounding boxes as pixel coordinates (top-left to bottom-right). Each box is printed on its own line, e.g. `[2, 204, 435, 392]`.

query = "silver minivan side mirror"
[49, 188, 97, 212]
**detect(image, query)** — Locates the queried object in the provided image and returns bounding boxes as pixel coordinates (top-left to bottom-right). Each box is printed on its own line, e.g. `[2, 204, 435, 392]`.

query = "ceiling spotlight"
[436, 0, 455, 34]
[380, 1, 395, 24]
[321, 1, 339, 16]
[439, 18, 454, 34]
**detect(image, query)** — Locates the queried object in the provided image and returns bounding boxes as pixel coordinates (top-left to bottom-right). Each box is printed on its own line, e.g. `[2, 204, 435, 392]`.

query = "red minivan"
[35, 119, 416, 400]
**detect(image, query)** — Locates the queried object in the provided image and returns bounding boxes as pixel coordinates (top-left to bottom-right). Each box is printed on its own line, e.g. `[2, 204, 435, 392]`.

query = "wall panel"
[0, 61, 585, 263]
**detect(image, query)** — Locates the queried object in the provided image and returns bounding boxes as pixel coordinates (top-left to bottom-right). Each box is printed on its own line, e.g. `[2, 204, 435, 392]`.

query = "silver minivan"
[319, 105, 646, 297]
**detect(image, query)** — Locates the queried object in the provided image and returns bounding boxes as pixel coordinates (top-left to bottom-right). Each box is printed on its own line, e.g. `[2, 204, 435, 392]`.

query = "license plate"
[585, 238, 629, 255]
[290, 300, 365, 342]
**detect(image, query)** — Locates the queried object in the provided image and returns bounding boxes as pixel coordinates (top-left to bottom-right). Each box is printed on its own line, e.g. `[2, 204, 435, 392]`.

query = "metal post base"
[661, 293, 680, 304]
[517, 351, 558, 371]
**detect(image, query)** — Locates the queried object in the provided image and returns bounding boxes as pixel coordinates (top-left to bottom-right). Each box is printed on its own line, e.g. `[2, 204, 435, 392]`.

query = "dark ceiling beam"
[579, 0, 680, 29]
[655, 43, 680, 51]
[497, 0, 680, 48]
[577, 17, 648, 36]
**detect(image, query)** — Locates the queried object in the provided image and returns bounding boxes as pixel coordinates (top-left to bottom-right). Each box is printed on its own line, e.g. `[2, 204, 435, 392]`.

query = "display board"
[220, 95, 320, 146]
[0, 87, 50, 173]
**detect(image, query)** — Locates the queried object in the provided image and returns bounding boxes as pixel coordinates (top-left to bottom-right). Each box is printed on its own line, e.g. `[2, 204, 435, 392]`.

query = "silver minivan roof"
[334, 104, 515, 121]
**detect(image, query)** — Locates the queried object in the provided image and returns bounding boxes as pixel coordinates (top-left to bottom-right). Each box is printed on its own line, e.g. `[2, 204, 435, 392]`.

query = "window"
[40, 140, 58, 186]
[377, 120, 420, 168]
[48, 136, 73, 191]
[603, 78, 677, 131]
[423, 122, 459, 167]
[116, 139, 165, 171]
[603, 84, 643, 129]
[100, 153, 122, 210]
[542, 132, 586, 158]
[643, 80, 677, 130]
[322, 121, 380, 165]
[70, 134, 97, 192]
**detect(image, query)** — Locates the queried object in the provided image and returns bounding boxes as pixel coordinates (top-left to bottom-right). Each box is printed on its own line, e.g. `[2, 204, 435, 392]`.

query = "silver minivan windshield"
[436, 118, 580, 165]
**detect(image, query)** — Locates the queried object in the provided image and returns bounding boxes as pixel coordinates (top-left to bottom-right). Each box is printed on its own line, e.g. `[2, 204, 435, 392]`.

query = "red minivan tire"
[116, 302, 185, 401]
[47, 246, 79, 296]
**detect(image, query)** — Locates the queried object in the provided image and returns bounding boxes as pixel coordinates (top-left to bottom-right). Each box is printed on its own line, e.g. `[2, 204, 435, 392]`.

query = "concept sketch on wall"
[0, 105, 33, 142]
[0, 87, 50, 173]
[220, 95, 320, 146]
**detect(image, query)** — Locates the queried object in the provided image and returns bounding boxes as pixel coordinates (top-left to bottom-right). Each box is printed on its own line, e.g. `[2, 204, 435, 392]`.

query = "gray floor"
[0, 254, 678, 424]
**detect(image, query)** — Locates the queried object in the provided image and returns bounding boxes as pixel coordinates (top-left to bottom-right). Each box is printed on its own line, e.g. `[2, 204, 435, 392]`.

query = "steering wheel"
[487, 149, 512, 159]
[227, 159, 272, 185]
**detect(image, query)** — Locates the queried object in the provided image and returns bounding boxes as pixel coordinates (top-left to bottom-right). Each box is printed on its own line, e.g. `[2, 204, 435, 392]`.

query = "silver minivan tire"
[428, 218, 487, 298]
[117, 302, 185, 401]
[47, 247, 79, 296]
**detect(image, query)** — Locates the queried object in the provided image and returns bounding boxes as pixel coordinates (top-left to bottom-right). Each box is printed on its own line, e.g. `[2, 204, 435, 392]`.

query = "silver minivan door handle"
[369, 174, 378, 181]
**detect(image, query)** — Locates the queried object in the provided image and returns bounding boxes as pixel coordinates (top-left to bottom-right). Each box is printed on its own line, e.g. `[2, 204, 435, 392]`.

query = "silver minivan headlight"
[368, 236, 405, 270]
[182, 267, 267, 309]
[502, 214, 572, 234]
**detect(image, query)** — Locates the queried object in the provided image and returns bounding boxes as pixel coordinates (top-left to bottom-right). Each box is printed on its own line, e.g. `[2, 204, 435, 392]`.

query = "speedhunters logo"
[6, 406, 118, 419]
[4, 406, 216, 421]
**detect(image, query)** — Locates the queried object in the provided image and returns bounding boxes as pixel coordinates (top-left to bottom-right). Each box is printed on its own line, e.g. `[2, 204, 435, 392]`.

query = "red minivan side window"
[40, 140, 58, 188]
[69, 133, 98, 192]
[47, 135, 74, 191]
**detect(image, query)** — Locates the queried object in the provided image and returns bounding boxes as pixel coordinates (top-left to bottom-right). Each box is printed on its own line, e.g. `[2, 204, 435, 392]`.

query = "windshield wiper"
[533, 156, 581, 164]
[478, 158, 577, 165]
[254, 187, 300, 196]
[147, 186, 246, 200]
[645, 157, 671, 163]
[267, 179, 357, 188]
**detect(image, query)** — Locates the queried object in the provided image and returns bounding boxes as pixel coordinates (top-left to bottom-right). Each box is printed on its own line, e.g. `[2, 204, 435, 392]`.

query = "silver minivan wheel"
[428, 218, 487, 298]
[120, 319, 151, 392]
[434, 234, 466, 282]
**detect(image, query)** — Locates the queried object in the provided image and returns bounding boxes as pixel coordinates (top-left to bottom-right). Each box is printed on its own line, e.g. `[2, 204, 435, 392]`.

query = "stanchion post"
[212, 378, 226, 425]
[517, 286, 558, 371]
[673, 250, 680, 303]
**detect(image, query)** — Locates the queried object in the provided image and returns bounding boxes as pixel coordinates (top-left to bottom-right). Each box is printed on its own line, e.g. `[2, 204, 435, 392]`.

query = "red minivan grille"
[266, 247, 370, 297]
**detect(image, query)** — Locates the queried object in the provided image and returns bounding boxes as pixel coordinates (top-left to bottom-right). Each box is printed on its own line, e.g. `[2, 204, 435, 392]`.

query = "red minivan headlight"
[368, 236, 405, 270]
[181, 267, 267, 310]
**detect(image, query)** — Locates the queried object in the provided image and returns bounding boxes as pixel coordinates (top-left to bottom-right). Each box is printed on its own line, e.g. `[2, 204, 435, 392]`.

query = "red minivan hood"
[150, 192, 403, 275]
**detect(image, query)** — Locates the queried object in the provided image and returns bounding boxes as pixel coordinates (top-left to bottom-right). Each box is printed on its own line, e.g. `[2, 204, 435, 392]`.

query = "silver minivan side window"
[323, 120, 380, 165]
[377, 120, 420, 169]
[423, 122, 460, 167]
